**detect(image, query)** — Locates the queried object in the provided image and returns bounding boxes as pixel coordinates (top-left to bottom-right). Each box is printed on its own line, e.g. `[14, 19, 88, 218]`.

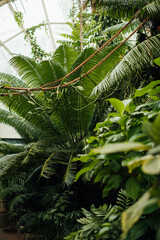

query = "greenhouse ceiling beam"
[50, 22, 68, 25]
[0, 40, 13, 55]
[8, 2, 34, 49]
[0, 0, 9, 7]
[3, 30, 23, 44]
[41, 0, 56, 51]
[0, 0, 17, 7]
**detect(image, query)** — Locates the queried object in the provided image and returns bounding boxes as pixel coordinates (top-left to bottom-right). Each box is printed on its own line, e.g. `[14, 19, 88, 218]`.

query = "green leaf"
[154, 57, 160, 66]
[108, 174, 122, 189]
[149, 86, 160, 96]
[121, 190, 159, 239]
[134, 80, 160, 97]
[108, 98, 125, 116]
[126, 155, 153, 173]
[75, 162, 96, 181]
[143, 114, 160, 144]
[93, 142, 149, 154]
[123, 99, 135, 113]
[142, 155, 160, 175]
[125, 177, 140, 200]
[153, 114, 160, 144]
[75, 86, 84, 91]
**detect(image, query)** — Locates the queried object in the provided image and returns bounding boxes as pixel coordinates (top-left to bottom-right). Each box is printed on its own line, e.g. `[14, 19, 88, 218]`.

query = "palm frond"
[104, 19, 140, 36]
[0, 72, 26, 88]
[39, 153, 56, 179]
[63, 153, 76, 187]
[142, 0, 160, 21]
[52, 44, 78, 73]
[84, 0, 160, 21]
[8, 193, 33, 212]
[91, 0, 150, 19]
[0, 141, 24, 154]
[9, 55, 42, 88]
[0, 109, 45, 141]
[91, 34, 160, 96]
[0, 85, 66, 143]
[0, 152, 27, 179]
[36, 60, 65, 86]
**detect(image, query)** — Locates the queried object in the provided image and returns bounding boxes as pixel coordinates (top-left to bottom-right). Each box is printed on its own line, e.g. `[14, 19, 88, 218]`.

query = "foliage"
[25, 22, 50, 60]
[65, 189, 133, 240]
[0, 44, 115, 239]
[71, 71, 160, 239]
[92, 33, 160, 96]
[58, 11, 121, 51]
[14, 11, 49, 60]
[0, 174, 81, 240]
[14, 11, 24, 27]
[0, 1, 160, 238]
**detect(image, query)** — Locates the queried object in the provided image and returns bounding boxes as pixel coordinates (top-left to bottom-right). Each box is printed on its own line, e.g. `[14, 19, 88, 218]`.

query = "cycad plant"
[0, 43, 127, 181]
[0, 43, 129, 238]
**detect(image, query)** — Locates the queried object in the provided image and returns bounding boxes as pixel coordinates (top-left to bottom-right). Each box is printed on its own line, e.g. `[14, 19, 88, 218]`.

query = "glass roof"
[0, 0, 72, 74]
[0, 0, 72, 139]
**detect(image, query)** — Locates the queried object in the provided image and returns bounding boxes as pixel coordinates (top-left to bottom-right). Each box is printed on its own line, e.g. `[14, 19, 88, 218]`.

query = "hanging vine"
[14, 11, 50, 61]
[25, 22, 50, 60]
[14, 11, 24, 27]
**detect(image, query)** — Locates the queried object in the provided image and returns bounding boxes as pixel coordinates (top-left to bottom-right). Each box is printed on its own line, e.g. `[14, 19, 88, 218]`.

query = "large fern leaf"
[52, 44, 78, 73]
[63, 153, 76, 187]
[9, 55, 41, 88]
[0, 109, 45, 141]
[91, 34, 160, 96]
[0, 141, 24, 154]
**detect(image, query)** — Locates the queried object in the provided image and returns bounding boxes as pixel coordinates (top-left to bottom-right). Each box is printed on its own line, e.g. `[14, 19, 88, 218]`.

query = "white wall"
[0, 123, 21, 139]
[0, 103, 21, 139]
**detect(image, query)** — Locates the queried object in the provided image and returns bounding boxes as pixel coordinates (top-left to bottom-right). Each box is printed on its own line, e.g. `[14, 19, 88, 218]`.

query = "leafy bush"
[69, 71, 160, 239]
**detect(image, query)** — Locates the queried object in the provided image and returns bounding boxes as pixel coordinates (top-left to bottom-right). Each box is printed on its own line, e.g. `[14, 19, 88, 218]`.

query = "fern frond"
[9, 55, 42, 88]
[116, 189, 133, 211]
[0, 180, 27, 200]
[52, 44, 78, 73]
[91, 34, 160, 96]
[63, 153, 76, 187]
[0, 109, 45, 141]
[8, 193, 33, 212]
[104, 19, 140, 35]
[0, 141, 24, 154]
[40, 152, 56, 179]
[0, 152, 27, 179]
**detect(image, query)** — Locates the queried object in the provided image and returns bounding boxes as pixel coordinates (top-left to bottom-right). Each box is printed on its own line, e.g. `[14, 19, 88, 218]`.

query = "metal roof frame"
[0, 0, 69, 56]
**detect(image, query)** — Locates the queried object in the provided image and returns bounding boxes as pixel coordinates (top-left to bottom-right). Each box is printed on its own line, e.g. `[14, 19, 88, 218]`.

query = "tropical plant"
[0, 42, 130, 238]
[58, 10, 121, 51]
[14, 11, 49, 60]
[0, 1, 159, 237]
[79, 0, 160, 96]
[65, 189, 133, 240]
[71, 60, 160, 239]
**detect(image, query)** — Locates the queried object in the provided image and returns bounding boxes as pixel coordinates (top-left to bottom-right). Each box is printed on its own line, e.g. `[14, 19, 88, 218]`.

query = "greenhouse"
[0, 0, 160, 239]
